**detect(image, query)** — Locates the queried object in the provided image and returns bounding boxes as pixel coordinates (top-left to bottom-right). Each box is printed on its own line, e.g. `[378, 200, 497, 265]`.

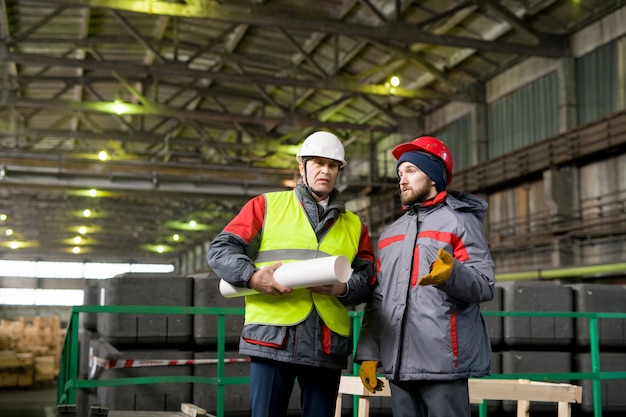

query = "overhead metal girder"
[0, 153, 296, 190]
[43, 0, 569, 57]
[5, 96, 399, 133]
[4, 51, 452, 101]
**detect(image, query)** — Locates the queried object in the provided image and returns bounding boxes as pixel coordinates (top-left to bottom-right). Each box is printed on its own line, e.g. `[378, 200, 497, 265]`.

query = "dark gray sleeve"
[354, 280, 383, 363]
[206, 231, 258, 288]
[437, 215, 495, 304]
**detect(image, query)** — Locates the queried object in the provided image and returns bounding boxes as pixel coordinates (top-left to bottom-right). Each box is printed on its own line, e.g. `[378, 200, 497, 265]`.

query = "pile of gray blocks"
[77, 272, 261, 416]
[77, 274, 626, 416]
[482, 281, 626, 415]
[193, 275, 244, 347]
[97, 273, 194, 345]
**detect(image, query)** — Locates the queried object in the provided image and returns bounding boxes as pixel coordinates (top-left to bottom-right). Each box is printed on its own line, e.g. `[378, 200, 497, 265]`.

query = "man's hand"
[359, 361, 384, 393]
[248, 262, 292, 295]
[418, 248, 454, 286]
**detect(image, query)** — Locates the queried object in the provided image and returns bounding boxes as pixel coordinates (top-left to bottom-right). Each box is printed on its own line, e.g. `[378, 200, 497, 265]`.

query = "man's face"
[299, 157, 340, 201]
[397, 161, 437, 205]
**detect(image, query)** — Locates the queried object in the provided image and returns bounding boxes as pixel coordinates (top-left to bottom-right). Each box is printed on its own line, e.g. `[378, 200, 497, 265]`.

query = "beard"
[400, 183, 433, 206]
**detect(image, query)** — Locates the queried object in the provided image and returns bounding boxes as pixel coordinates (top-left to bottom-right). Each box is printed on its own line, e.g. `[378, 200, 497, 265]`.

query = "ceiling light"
[98, 151, 108, 161]
[390, 75, 400, 87]
[172, 234, 180, 241]
[114, 101, 125, 115]
[157, 245, 164, 253]
[164, 220, 211, 231]
[73, 236, 82, 244]
[0, 214, 6, 221]
[78, 226, 87, 235]
[72, 247, 81, 254]
[5, 229, 13, 236]
[83, 209, 92, 217]
[88, 189, 98, 197]
[9, 242, 19, 249]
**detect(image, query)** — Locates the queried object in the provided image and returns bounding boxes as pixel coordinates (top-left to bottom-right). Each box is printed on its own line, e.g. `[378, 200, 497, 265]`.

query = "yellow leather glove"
[418, 248, 454, 286]
[359, 360, 384, 393]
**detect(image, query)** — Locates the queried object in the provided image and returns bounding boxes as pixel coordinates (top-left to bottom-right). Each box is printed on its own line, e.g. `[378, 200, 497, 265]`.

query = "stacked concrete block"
[501, 350, 572, 412]
[192, 351, 302, 416]
[366, 394, 393, 417]
[500, 281, 574, 346]
[576, 352, 626, 413]
[193, 275, 244, 347]
[569, 284, 626, 347]
[192, 350, 251, 416]
[80, 279, 100, 332]
[97, 273, 193, 345]
[94, 339, 193, 411]
[70, 273, 624, 416]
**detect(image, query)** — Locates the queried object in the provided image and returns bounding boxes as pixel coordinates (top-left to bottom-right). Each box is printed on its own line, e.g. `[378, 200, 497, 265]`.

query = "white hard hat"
[296, 131, 346, 168]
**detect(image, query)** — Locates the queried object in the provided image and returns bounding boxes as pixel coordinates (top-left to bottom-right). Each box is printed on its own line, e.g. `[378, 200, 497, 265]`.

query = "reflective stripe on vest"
[245, 191, 361, 336]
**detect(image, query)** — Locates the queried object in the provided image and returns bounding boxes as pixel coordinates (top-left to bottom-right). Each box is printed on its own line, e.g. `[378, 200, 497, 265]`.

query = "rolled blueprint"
[219, 255, 353, 298]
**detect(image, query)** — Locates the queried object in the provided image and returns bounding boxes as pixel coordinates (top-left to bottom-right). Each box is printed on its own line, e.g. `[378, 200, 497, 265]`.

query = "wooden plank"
[335, 376, 582, 417]
[337, 375, 391, 396]
[181, 403, 207, 417]
[338, 376, 581, 403]
[469, 379, 582, 403]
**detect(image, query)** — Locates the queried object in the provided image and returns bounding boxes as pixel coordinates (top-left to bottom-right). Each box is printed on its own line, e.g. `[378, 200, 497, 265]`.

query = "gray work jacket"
[355, 190, 494, 381]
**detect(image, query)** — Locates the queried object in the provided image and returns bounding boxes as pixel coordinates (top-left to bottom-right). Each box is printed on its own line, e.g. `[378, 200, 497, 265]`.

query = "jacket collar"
[295, 182, 346, 213]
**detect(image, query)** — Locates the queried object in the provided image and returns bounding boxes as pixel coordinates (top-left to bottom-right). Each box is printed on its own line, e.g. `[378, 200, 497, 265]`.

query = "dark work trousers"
[389, 378, 471, 417]
[249, 357, 342, 417]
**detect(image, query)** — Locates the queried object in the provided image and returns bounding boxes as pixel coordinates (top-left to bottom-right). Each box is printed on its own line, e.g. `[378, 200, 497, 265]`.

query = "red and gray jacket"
[355, 190, 494, 381]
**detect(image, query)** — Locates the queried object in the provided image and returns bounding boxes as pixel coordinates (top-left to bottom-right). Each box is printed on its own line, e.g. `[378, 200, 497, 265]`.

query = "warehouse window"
[0, 289, 84, 306]
[0, 260, 174, 279]
[0, 260, 174, 306]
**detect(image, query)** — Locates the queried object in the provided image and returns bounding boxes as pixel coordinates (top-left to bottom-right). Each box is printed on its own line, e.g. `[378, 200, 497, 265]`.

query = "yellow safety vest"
[245, 191, 361, 336]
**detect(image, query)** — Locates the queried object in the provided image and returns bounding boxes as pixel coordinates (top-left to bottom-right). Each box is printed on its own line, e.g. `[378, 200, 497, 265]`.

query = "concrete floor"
[1, 384, 614, 417]
[0, 384, 57, 417]
[0, 385, 199, 417]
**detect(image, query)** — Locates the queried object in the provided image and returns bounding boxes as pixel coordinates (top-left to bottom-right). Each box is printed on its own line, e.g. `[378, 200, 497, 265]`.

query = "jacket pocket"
[323, 323, 351, 357]
[241, 324, 287, 348]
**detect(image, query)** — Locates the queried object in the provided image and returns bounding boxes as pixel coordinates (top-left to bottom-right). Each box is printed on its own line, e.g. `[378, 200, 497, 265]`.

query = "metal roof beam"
[44, 0, 568, 57]
[7, 96, 398, 133]
[5, 51, 448, 100]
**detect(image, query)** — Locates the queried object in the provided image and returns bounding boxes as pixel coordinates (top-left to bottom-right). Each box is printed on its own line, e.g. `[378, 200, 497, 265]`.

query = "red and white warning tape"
[93, 356, 250, 369]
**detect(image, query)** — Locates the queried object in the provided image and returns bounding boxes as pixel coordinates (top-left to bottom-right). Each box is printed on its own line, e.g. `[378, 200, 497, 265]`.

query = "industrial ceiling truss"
[0, 0, 621, 262]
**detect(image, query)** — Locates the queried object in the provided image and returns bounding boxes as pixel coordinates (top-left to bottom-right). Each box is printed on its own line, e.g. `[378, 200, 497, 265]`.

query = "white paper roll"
[219, 255, 353, 298]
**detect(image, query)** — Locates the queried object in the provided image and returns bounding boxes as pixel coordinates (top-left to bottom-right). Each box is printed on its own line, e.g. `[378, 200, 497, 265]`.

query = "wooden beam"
[334, 376, 582, 417]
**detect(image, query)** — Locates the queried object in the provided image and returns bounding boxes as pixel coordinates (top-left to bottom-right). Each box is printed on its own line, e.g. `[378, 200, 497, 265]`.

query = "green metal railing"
[58, 307, 626, 417]
[478, 311, 626, 417]
[58, 305, 246, 417]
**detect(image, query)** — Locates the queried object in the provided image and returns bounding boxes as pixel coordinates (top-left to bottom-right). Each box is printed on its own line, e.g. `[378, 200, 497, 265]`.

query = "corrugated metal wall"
[433, 114, 472, 172]
[487, 72, 559, 159]
[576, 41, 618, 125]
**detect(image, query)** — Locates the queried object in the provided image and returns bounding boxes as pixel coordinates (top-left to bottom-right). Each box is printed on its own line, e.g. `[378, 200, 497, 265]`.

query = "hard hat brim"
[392, 142, 423, 160]
[297, 155, 346, 168]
